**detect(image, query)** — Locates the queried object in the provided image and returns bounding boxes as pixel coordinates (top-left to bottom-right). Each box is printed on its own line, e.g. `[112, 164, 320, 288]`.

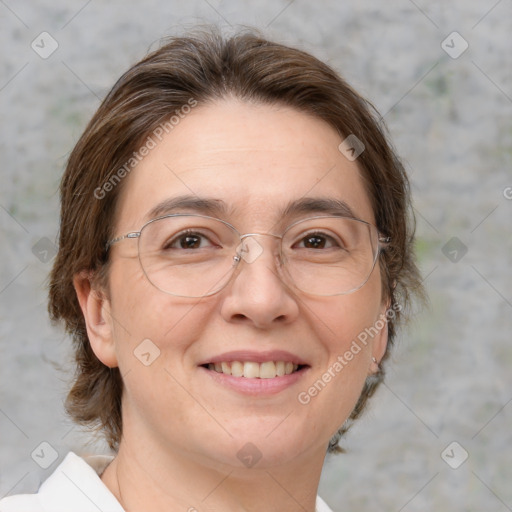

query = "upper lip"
[198, 350, 309, 366]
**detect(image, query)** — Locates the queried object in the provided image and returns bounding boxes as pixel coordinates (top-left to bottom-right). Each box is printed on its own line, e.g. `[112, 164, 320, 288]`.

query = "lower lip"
[199, 366, 309, 396]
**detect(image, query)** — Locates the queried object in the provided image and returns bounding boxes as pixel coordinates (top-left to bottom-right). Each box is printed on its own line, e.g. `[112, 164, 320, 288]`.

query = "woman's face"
[98, 99, 388, 468]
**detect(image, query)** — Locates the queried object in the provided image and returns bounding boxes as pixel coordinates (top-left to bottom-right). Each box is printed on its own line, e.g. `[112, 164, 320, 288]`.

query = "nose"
[219, 234, 300, 329]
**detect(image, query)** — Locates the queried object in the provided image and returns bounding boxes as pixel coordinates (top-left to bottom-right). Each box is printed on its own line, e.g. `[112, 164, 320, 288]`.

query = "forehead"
[115, 99, 374, 231]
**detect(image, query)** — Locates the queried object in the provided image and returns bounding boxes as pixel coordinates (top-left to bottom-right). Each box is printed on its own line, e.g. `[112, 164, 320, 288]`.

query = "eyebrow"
[282, 197, 358, 219]
[144, 195, 358, 223]
[144, 195, 229, 221]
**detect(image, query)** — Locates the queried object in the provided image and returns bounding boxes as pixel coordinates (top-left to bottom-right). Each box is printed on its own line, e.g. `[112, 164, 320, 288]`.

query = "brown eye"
[304, 235, 326, 249]
[297, 233, 337, 249]
[179, 234, 202, 249]
[164, 231, 214, 250]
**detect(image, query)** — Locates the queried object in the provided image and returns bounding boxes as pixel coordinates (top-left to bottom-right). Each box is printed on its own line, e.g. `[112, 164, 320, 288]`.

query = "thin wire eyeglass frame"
[105, 213, 391, 298]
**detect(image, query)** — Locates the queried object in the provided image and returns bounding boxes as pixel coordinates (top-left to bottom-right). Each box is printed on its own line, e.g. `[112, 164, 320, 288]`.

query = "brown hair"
[49, 28, 423, 453]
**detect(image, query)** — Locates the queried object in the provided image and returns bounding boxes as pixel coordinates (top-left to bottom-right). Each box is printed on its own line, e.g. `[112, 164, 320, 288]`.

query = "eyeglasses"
[106, 214, 390, 298]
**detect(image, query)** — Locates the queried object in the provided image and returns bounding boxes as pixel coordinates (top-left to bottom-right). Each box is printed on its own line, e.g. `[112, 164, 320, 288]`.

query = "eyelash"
[164, 230, 216, 249]
[293, 231, 341, 249]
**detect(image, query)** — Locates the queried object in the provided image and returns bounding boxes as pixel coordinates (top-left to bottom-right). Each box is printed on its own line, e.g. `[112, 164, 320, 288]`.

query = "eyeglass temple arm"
[105, 232, 141, 251]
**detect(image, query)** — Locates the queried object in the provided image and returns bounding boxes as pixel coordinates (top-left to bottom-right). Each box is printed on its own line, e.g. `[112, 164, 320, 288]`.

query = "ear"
[371, 299, 391, 367]
[73, 271, 118, 368]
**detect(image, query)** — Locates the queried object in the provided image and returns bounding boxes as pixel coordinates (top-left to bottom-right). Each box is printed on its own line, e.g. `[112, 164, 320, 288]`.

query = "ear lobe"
[73, 271, 118, 368]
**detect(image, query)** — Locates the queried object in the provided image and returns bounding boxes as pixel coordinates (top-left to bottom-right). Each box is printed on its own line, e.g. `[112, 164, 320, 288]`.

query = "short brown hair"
[48, 28, 423, 453]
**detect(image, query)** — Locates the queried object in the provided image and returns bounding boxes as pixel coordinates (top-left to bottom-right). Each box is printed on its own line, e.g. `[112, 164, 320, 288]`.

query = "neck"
[101, 430, 325, 512]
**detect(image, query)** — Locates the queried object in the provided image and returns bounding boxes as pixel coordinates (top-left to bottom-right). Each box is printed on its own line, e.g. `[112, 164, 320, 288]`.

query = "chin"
[204, 421, 325, 470]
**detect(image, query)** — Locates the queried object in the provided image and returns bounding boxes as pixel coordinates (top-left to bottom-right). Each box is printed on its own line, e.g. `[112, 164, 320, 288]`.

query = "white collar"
[36, 452, 123, 512]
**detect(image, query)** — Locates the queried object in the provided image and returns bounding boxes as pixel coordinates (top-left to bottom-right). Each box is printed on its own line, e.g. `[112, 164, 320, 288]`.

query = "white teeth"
[243, 362, 260, 378]
[259, 361, 276, 379]
[207, 361, 301, 378]
[231, 361, 244, 377]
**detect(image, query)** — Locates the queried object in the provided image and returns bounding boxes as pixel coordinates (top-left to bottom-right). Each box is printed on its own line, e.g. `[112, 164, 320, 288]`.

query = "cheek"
[299, 275, 384, 421]
[106, 266, 219, 420]
[311, 296, 380, 392]
[314, 277, 384, 355]
[107, 260, 215, 366]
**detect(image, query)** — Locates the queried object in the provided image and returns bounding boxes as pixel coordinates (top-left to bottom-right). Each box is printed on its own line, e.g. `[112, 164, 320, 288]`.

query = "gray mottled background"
[1, 1, 511, 510]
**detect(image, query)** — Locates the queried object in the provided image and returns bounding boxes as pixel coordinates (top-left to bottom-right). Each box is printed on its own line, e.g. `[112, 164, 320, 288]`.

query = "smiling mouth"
[202, 361, 306, 379]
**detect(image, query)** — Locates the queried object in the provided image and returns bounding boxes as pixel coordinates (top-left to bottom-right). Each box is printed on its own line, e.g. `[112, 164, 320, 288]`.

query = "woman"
[1, 29, 422, 511]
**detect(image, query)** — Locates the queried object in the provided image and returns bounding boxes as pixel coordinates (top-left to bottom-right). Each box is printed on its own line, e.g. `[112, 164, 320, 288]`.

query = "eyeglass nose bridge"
[233, 232, 283, 265]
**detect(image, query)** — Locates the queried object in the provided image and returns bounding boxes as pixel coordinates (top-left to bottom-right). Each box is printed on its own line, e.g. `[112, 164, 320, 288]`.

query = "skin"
[74, 99, 388, 512]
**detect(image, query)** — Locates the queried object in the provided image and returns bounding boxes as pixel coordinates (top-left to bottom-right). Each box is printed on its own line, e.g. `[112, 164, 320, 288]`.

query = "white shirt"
[0, 452, 333, 512]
